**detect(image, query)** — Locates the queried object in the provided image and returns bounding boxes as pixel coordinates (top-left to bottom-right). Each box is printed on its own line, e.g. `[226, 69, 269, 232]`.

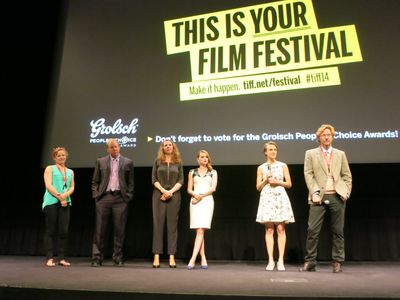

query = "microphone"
[266, 163, 272, 181]
[313, 199, 329, 206]
[312, 192, 330, 205]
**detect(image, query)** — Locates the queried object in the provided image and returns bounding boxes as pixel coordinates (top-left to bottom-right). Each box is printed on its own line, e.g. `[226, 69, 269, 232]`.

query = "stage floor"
[1, 256, 399, 300]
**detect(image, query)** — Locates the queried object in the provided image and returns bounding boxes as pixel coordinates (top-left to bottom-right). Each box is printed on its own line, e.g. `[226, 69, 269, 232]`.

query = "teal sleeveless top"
[42, 165, 73, 210]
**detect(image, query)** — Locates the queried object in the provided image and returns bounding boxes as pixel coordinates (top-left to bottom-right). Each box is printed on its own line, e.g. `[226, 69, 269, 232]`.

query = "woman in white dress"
[256, 141, 294, 271]
[187, 150, 218, 270]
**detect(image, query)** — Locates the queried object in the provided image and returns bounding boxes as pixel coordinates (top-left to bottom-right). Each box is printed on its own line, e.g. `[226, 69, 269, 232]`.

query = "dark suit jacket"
[304, 147, 352, 203]
[91, 155, 134, 202]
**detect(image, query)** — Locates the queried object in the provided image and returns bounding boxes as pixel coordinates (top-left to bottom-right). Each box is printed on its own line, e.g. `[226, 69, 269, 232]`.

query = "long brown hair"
[156, 140, 182, 164]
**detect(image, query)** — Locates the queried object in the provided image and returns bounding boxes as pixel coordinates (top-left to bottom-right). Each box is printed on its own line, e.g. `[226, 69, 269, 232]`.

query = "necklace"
[56, 164, 67, 185]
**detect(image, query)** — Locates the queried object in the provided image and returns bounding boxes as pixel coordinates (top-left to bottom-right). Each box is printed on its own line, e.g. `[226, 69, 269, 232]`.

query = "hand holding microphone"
[266, 163, 272, 177]
[266, 163, 273, 183]
[265, 163, 279, 187]
[312, 192, 330, 205]
[312, 193, 321, 204]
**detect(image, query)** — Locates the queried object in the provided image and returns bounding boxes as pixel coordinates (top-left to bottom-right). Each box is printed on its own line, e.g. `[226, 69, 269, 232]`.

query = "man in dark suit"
[91, 138, 134, 266]
[300, 124, 352, 273]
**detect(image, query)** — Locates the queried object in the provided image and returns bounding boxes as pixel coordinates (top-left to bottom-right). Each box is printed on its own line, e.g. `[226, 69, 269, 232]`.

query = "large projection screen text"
[43, 0, 400, 167]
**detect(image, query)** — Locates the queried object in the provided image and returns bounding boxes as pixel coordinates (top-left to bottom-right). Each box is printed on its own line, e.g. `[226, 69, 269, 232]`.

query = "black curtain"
[1, 164, 399, 261]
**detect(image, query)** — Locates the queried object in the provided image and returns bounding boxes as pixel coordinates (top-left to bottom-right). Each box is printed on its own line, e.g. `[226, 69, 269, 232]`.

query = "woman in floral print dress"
[256, 142, 294, 272]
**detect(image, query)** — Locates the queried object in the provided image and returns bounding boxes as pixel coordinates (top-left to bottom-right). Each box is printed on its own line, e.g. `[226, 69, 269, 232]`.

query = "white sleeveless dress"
[256, 162, 295, 224]
[189, 169, 216, 229]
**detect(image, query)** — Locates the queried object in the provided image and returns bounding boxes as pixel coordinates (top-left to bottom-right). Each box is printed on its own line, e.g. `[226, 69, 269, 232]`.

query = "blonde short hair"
[316, 124, 335, 143]
[52, 147, 68, 159]
[106, 138, 120, 148]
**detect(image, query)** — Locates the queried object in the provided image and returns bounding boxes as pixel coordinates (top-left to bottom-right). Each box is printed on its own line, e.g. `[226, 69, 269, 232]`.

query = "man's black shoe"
[299, 261, 316, 272]
[91, 260, 102, 267]
[113, 260, 124, 267]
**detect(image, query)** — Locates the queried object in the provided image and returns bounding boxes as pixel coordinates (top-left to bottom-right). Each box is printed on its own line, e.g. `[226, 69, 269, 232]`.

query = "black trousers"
[92, 192, 128, 262]
[43, 203, 70, 260]
[305, 193, 346, 263]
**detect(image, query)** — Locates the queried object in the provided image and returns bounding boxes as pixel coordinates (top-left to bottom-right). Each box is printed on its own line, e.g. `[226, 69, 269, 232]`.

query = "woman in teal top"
[43, 147, 75, 267]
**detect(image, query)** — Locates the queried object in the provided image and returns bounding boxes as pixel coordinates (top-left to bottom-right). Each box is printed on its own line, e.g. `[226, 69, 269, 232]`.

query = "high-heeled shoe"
[169, 255, 176, 268]
[58, 259, 71, 267]
[169, 257, 176, 269]
[153, 254, 160, 268]
[46, 259, 56, 267]
[200, 264, 208, 269]
[187, 264, 194, 270]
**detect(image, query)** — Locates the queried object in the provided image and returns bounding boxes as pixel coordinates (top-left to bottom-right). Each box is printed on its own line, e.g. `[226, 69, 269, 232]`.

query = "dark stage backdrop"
[1, 164, 399, 261]
[3, 1, 399, 262]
